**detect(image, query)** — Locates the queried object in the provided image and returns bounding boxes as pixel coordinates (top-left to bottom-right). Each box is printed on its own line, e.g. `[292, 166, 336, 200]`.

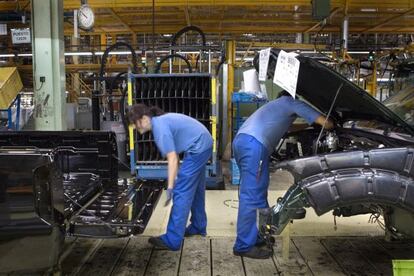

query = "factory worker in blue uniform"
[233, 91, 334, 259]
[128, 103, 213, 251]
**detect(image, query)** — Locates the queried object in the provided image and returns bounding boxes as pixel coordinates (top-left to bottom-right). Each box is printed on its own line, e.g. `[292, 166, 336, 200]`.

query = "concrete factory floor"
[56, 170, 414, 276]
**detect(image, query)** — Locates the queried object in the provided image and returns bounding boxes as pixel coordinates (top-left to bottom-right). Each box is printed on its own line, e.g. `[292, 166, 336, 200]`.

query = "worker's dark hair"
[127, 103, 165, 124]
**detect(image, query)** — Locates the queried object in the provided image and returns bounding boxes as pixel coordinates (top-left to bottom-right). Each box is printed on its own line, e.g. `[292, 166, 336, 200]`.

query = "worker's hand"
[315, 116, 335, 130]
[164, 188, 173, 207]
[325, 118, 335, 130]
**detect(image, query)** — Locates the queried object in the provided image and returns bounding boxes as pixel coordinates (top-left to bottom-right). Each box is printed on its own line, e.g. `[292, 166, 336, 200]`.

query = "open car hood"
[254, 50, 414, 136]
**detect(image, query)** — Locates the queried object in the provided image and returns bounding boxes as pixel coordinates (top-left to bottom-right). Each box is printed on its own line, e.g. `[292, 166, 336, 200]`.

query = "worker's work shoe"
[184, 225, 206, 237]
[184, 231, 205, 237]
[148, 236, 170, 250]
[233, 246, 272, 259]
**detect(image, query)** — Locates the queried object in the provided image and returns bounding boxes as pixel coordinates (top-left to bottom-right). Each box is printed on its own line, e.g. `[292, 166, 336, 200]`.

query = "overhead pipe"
[342, 16, 349, 52]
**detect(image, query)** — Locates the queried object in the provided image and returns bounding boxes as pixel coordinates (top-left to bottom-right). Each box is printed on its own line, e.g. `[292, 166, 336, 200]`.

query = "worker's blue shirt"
[151, 113, 213, 157]
[237, 96, 321, 153]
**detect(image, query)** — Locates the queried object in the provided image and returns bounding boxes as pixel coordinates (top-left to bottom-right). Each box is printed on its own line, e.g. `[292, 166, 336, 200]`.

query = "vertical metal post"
[15, 94, 21, 130]
[342, 16, 349, 58]
[208, 49, 211, 74]
[225, 40, 235, 146]
[127, 68, 135, 175]
[199, 49, 203, 72]
[73, 10, 79, 39]
[295, 33, 303, 44]
[211, 77, 218, 174]
[222, 64, 228, 154]
[372, 61, 377, 97]
[92, 90, 100, 130]
[169, 49, 173, 73]
[31, 0, 66, 130]
[7, 107, 12, 129]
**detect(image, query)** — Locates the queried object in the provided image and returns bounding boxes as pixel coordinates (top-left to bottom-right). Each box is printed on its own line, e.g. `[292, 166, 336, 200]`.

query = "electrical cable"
[34, 80, 44, 91]
[215, 48, 226, 77]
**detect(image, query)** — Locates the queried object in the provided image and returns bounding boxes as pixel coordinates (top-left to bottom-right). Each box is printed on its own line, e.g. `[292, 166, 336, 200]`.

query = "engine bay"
[273, 127, 413, 163]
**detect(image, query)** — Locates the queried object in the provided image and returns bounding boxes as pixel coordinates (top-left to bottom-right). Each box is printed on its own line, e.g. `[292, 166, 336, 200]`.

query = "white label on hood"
[273, 50, 300, 98]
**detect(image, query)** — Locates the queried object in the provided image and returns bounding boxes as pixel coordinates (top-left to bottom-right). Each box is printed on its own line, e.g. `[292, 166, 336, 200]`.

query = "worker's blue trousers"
[160, 148, 212, 250]
[233, 134, 269, 252]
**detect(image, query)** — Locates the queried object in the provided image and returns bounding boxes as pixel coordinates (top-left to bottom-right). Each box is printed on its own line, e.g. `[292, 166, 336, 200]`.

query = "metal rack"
[0, 94, 21, 130]
[127, 73, 221, 189]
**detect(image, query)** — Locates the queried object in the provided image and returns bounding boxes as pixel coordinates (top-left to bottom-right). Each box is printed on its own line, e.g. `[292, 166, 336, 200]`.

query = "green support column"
[31, 0, 66, 130]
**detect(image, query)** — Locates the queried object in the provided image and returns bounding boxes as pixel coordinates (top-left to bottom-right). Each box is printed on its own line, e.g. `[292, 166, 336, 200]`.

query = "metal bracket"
[258, 184, 309, 240]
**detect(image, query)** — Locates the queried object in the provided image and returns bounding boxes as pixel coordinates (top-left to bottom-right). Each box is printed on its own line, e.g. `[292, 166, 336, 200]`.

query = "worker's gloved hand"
[164, 188, 173, 206]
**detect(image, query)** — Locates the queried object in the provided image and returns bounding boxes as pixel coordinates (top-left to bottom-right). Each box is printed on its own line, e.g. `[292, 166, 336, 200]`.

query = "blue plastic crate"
[232, 92, 267, 103]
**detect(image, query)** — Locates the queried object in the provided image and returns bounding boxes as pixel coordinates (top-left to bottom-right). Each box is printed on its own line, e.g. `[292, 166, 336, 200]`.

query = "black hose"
[99, 42, 138, 78]
[155, 54, 193, 73]
[170, 25, 206, 53]
[108, 71, 127, 121]
[99, 42, 139, 123]
[170, 25, 206, 72]
[215, 50, 226, 77]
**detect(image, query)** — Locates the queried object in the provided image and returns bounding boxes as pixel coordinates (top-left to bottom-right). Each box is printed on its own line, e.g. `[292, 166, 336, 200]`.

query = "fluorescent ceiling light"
[236, 57, 254, 61]
[64, 52, 93, 56]
[0, 54, 14, 58]
[360, 8, 377, 12]
[94, 51, 133, 55]
[163, 34, 172, 37]
[348, 51, 370, 54]
[18, 53, 32, 57]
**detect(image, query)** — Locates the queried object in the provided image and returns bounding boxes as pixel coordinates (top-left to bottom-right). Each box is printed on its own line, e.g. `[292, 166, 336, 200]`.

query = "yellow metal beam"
[57, 0, 414, 10]
[93, 17, 317, 25]
[64, 25, 414, 36]
[237, 41, 327, 50]
[303, 7, 342, 33]
[362, 8, 414, 32]
[108, 8, 134, 33]
[62, 0, 317, 9]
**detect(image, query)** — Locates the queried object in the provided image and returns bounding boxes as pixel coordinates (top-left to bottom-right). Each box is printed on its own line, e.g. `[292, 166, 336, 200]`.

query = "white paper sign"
[273, 50, 300, 98]
[11, 28, 31, 44]
[258, 48, 271, 81]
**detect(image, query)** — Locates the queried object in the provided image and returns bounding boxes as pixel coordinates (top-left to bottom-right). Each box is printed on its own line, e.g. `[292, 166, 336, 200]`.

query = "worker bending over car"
[232, 91, 334, 259]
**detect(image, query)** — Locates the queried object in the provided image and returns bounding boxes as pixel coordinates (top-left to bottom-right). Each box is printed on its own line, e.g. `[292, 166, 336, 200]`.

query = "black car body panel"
[254, 49, 414, 241]
[276, 148, 414, 216]
[0, 131, 163, 273]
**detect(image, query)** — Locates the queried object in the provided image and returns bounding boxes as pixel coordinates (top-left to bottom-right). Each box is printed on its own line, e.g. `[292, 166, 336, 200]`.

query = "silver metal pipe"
[208, 49, 211, 73]
[342, 16, 349, 50]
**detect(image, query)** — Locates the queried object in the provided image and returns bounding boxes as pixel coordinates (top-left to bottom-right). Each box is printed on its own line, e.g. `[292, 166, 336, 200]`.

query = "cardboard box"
[0, 67, 23, 109]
